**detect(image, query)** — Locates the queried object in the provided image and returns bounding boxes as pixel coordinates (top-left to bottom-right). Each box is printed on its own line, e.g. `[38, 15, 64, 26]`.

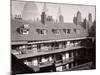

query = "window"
[76, 29, 81, 34]
[41, 29, 47, 35]
[24, 60, 28, 65]
[63, 29, 67, 33]
[40, 56, 49, 63]
[62, 53, 69, 61]
[36, 29, 41, 34]
[22, 28, 29, 34]
[32, 59, 38, 66]
[39, 44, 50, 51]
[36, 29, 48, 35]
[56, 66, 63, 72]
[67, 29, 71, 34]
[73, 28, 81, 34]
[63, 29, 71, 34]
[19, 45, 26, 50]
[31, 45, 38, 53]
[52, 29, 61, 35]
[52, 29, 56, 34]
[73, 29, 77, 33]
[16, 24, 30, 35]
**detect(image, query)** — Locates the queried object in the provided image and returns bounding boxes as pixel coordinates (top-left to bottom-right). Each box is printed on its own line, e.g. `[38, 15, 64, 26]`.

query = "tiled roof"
[11, 19, 88, 42]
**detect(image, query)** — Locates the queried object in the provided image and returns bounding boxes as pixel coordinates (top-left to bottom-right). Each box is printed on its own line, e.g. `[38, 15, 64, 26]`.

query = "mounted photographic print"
[11, 0, 96, 74]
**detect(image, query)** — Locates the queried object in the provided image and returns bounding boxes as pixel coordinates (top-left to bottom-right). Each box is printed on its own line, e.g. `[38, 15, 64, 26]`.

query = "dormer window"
[41, 29, 47, 35]
[16, 24, 30, 35]
[63, 29, 67, 34]
[73, 28, 80, 34]
[73, 29, 77, 33]
[67, 29, 71, 34]
[22, 28, 29, 34]
[63, 29, 71, 34]
[52, 29, 61, 35]
[36, 29, 47, 35]
[76, 29, 81, 34]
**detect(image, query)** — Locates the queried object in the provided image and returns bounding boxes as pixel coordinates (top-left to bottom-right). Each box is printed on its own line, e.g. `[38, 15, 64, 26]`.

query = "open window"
[63, 29, 71, 34]
[36, 29, 48, 35]
[67, 29, 71, 34]
[73, 28, 81, 34]
[16, 24, 30, 35]
[52, 29, 61, 35]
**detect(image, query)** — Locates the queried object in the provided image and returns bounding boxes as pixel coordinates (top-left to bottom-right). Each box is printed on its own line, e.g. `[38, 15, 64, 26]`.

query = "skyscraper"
[88, 13, 93, 29]
[73, 16, 77, 24]
[58, 7, 64, 23]
[76, 11, 82, 25]
[88, 13, 92, 21]
[41, 3, 47, 25]
[83, 18, 89, 34]
[41, 12, 46, 25]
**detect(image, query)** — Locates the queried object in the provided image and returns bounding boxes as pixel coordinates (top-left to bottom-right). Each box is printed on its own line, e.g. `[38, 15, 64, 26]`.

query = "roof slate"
[11, 19, 88, 42]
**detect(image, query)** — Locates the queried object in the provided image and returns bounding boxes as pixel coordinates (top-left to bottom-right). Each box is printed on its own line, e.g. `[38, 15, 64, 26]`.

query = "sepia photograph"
[11, 0, 96, 74]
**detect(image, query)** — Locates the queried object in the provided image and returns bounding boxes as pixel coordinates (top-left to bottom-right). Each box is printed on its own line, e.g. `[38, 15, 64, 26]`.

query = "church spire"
[58, 7, 62, 16]
[42, 3, 48, 14]
[76, 11, 82, 25]
[58, 6, 64, 23]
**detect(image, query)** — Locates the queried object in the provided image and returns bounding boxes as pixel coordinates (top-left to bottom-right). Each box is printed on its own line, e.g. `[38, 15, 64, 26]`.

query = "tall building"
[73, 16, 77, 24]
[88, 13, 92, 21]
[41, 12, 46, 25]
[88, 13, 93, 28]
[41, 3, 48, 25]
[58, 7, 64, 23]
[83, 18, 89, 34]
[76, 11, 82, 25]
[59, 15, 64, 23]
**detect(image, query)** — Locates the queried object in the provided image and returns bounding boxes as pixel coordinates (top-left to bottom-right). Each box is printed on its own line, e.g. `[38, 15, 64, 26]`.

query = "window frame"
[52, 29, 61, 35]
[36, 29, 48, 35]
[63, 29, 71, 34]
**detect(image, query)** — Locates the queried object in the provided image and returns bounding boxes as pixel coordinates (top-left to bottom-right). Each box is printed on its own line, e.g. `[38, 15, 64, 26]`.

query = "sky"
[11, 0, 95, 23]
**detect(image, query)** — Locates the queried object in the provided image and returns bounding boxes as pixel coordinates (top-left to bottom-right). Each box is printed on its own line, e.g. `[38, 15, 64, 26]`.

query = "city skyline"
[12, 1, 95, 24]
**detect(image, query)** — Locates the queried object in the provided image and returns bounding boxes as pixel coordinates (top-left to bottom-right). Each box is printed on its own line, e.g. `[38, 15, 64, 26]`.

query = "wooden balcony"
[62, 61, 93, 71]
[12, 46, 92, 59]
[39, 61, 54, 68]
[55, 57, 74, 67]
[68, 61, 93, 71]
